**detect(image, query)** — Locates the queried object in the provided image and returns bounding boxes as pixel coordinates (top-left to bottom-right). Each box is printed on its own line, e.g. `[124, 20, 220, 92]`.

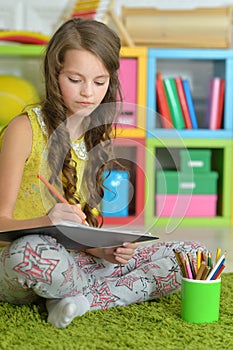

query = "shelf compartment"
[116, 46, 147, 138]
[147, 48, 233, 138]
[145, 138, 233, 227]
[103, 137, 145, 226]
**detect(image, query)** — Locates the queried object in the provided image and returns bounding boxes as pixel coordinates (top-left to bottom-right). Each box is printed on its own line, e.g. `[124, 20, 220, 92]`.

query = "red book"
[175, 76, 192, 129]
[156, 73, 173, 128]
[216, 79, 225, 129]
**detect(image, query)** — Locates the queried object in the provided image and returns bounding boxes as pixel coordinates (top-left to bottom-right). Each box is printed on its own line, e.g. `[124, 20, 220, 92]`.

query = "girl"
[0, 18, 204, 328]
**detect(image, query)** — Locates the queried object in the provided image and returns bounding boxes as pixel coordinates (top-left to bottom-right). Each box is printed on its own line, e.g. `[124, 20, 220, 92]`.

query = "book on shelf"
[207, 77, 221, 130]
[206, 77, 225, 130]
[175, 76, 192, 129]
[156, 72, 173, 128]
[0, 222, 159, 251]
[182, 79, 198, 129]
[216, 79, 225, 129]
[163, 77, 185, 129]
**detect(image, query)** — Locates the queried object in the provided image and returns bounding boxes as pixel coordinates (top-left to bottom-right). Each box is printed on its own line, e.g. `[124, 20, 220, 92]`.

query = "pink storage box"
[116, 58, 137, 128]
[155, 194, 217, 217]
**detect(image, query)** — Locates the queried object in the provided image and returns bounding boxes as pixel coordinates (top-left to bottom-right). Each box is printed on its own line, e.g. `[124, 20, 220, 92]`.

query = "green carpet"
[0, 273, 233, 350]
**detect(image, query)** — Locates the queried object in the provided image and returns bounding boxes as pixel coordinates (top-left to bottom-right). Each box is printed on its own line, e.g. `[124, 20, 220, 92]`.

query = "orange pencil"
[38, 173, 68, 204]
[37, 173, 88, 225]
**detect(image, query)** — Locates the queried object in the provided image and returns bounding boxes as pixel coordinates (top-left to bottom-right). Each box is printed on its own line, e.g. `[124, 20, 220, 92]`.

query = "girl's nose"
[80, 82, 93, 97]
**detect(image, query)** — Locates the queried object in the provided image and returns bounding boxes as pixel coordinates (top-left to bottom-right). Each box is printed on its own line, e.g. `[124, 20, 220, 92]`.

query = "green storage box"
[180, 149, 211, 173]
[156, 170, 218, 194]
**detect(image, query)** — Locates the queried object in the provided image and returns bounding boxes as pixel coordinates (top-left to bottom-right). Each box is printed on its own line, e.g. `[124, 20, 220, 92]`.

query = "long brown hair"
[41, 18, 122, 226]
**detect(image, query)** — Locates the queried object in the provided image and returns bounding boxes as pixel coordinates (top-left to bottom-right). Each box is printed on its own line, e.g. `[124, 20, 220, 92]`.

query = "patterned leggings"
[0, 235, 205, 310]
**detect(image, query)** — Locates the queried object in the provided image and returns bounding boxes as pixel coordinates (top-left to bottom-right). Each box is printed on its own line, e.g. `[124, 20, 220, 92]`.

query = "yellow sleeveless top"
[0, 106, 89, 220]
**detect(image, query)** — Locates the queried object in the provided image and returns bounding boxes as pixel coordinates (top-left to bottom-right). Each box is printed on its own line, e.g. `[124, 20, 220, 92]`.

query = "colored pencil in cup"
[173, 249, 185, 277]
[206, 251, 226, 280]
[207, 252, 213, 268]
[37, 173, 88, 225]
[187, 252, 196, 279]
[185, 257, 193, 279]
[201, 265, 211, 280]
[215, 248, 221, 263]
[197, 248, 202, 270]
[173, 249, 187, 277]
[213, 264, 225, 280]
[196, 262, 206, 280]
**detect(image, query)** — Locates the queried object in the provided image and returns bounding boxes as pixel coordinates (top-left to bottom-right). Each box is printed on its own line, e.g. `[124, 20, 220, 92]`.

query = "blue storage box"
[102, 170, 130, 217]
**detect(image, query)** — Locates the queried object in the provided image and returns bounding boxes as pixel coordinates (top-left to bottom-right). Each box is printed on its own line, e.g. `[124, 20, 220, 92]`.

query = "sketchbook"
[0, 222, 159, 250]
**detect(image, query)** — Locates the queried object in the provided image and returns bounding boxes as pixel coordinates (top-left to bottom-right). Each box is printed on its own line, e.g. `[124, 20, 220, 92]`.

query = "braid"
[41, 18, 122, 226]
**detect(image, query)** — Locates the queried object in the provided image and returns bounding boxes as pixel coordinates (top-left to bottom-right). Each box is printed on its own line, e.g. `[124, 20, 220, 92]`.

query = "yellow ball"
[0, 75, 40, 126]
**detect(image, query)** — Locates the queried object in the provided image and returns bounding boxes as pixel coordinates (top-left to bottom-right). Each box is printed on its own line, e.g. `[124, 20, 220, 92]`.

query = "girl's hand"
[86, 242, 139, 264]
[48, 203, 86, 225]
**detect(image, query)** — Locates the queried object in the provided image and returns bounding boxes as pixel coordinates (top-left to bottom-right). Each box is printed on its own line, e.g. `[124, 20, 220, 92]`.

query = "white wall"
[0, 0, 71, 35]
[0, 0, 233, 36]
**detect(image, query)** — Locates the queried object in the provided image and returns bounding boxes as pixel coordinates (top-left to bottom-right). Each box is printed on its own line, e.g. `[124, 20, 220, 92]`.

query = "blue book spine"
[182, 79, 198, 129]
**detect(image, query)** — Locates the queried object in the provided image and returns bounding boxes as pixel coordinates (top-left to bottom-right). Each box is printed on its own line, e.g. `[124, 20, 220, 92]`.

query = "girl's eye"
[95, 81, 105, 86]
[68, 77, 80, 83]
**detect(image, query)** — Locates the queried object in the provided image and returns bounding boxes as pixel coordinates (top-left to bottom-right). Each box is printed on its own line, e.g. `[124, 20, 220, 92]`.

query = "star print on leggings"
[13, 242, 59, 284]
[75, 254, 105, 274]
[133, 245, 160, 268]
[90, 280, 119, 310]
[115, 275, 140, 290]
[150, 271, 180, 298]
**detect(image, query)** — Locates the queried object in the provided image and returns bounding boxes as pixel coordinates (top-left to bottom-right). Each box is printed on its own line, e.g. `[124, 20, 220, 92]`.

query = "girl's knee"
[1, 234, 80, 296]
[1, 234, 69, 276]
[8, 234, 62, 251]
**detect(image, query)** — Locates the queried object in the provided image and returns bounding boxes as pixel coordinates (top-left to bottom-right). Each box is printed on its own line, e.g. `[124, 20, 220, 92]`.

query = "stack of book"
[156, 73, 225, 130]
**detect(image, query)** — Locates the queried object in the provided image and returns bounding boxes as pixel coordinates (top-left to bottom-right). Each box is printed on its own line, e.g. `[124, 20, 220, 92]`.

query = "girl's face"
[58, 49, 110, 118]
